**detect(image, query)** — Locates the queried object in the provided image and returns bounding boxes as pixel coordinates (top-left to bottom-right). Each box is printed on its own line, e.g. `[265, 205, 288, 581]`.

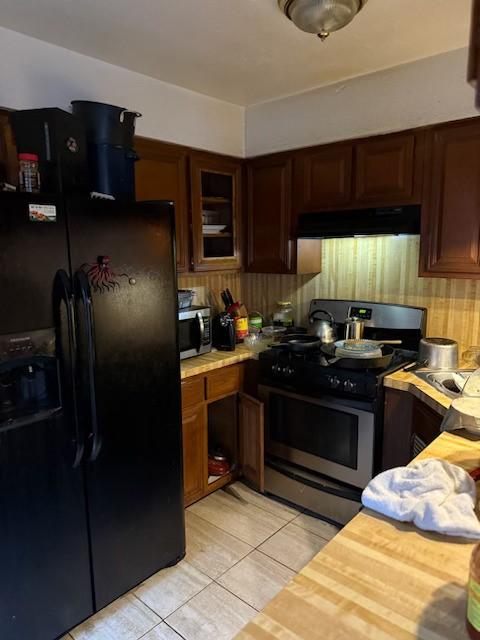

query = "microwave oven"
[178, 306, 212, 360]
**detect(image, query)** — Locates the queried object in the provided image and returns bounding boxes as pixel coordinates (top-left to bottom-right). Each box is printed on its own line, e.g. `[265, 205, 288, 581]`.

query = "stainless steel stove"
[259, 299, 426, 525]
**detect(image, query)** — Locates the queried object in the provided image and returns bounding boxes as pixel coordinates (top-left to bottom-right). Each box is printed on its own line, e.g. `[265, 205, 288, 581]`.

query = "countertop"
[180, 344, 253, 379]
[384, 367, 453, 416]
[236, 429, 480, 640]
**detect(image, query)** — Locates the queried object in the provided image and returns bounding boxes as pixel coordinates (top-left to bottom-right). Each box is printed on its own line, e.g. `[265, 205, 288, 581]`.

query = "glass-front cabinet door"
[190, 152, 242, 271]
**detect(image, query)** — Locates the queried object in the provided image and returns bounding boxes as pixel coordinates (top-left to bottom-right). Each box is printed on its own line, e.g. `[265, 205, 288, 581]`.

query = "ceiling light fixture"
[278, 0, 368, 41]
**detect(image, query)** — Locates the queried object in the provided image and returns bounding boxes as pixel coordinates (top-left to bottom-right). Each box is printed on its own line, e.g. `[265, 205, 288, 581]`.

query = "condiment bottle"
[227, 302, 249, 342]
[467, 543, 480, 638]
[18, 153, 41, 193]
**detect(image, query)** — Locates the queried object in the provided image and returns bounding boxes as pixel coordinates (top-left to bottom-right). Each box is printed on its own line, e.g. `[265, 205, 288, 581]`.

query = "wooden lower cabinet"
[410, 397, 443, 457]
[382, 388, 442, 470]
[181, 364, 264, 506]
[238, 393, 265, 492]
[182, 403, 207, 506]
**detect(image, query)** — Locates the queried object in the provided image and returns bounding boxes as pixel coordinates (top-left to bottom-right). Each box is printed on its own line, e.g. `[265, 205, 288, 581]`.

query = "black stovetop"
[258, 345, 416, 401]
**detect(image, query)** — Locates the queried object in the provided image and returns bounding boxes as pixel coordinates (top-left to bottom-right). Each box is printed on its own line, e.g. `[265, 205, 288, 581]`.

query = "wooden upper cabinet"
[247, 154, 293, 274]
[135, 138, 189, 272]
[420, 120, 480, 278]
[354, 133, 421, 204]
[190, 152, 242, 271]
[294, 143, 353, 211]
[469, 0, 480, 110]
[0, 110, 17, 185]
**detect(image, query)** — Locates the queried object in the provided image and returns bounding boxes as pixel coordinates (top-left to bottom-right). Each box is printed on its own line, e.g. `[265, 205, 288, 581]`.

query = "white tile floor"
[66, 482, 340, 640]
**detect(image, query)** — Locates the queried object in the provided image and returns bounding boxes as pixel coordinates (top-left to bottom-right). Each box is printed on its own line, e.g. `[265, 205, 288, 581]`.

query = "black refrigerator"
[0, 192, 185, 640]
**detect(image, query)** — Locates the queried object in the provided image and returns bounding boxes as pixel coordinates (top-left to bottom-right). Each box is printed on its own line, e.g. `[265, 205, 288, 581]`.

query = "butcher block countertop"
[180, 344, 253, 379]
[236, 430, 480, 640]
[384, 367, 453, 416]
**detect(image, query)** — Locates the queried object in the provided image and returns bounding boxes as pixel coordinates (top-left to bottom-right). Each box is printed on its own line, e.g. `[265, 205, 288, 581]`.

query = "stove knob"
[330, 376, 341, 389]
[286, 366, 295, 378]
[344, 379, 357, 393]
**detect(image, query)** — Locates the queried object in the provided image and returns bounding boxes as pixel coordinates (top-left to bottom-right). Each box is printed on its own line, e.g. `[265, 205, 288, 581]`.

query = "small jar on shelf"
[18, 153, 41, 193]
[273, 301, 294, 328]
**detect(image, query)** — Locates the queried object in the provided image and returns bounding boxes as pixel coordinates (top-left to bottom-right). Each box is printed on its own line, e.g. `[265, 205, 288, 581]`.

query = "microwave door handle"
[196, 312, 205, 352]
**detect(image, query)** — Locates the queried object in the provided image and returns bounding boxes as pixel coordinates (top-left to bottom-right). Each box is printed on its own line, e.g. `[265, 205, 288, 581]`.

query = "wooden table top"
[180, 345, 253, 379]
[236, 431, 480, 640]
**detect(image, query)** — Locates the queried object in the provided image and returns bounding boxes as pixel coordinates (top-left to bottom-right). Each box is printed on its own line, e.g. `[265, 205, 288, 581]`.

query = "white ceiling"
[0, 0, 472, 106]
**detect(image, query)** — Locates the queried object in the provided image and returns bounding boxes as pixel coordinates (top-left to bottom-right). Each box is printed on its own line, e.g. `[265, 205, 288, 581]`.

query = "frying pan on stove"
[321, 343, 395, 369]
[271, 334, 321, 352]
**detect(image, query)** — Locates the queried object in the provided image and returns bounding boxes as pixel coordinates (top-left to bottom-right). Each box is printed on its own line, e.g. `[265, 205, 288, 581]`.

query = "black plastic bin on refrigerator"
[71, 101, 142, 200]
[0, 192, 184, 639]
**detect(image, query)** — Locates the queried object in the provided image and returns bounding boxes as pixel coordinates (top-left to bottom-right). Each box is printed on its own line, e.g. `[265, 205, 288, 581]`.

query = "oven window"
[269, 393, 359, 469]
[178, 318, 199, 354]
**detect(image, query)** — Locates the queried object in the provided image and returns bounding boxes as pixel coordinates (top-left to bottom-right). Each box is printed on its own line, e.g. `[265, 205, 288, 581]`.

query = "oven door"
[260, 385, 375, 489]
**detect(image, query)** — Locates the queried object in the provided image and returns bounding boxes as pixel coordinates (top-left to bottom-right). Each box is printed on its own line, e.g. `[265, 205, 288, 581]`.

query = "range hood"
[297, 205, 421, 239]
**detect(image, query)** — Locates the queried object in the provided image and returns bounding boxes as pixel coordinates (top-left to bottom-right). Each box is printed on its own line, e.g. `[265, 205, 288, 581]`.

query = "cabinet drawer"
[206, 365, 241, 400]
[181, 376, 205, 410]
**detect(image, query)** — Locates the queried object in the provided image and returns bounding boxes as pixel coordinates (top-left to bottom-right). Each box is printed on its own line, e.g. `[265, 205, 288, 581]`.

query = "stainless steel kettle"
[308, 309, 337, 344]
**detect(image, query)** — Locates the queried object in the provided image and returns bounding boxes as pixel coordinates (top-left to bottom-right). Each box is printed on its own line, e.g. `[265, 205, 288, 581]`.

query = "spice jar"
[18, 153, 41, 193]
[467, 543, 480, 638]
[273, 301, 294, 328]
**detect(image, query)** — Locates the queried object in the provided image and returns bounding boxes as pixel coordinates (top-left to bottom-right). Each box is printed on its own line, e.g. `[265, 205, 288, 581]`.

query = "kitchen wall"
[178, 272, 242, 313]
[242, 236, 480, 354]
[246, 48, 477, 156]
[0, 27, 244, 157]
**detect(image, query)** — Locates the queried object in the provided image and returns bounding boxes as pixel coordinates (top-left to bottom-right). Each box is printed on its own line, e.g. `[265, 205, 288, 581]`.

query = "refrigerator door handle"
[53, 269, 84, 468]
[74, 270, 102, 463]
[196, 311, 205, 352]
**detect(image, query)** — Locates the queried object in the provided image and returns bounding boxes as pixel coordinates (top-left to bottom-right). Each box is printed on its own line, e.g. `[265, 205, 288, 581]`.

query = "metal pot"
[405, 337, 459, 371]
[308, 310, 337, 344]
[344, 317, 365, 341]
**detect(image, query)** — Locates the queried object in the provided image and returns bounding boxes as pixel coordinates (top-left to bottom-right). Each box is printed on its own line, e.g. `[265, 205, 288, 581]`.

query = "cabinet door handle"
[287, 240, 294, 272]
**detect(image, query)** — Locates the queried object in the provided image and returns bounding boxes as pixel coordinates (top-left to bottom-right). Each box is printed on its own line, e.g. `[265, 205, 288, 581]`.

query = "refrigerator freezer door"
[0, 193, 93, 639]
[67, 198, 185, 610]
[0, 193, 68, 335]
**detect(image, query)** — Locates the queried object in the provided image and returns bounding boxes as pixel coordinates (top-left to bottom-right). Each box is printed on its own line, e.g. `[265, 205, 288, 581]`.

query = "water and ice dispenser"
[0, 329, 61, 429]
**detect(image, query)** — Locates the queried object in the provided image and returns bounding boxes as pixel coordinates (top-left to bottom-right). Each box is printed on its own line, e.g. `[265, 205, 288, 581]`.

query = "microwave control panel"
[202, 317, 211, 345]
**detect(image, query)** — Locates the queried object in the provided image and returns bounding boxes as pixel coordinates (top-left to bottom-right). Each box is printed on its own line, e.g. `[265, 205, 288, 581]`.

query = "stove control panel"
[327, 375, 341, 389]
[263, 357, 378, 399]
[343, 379, 357, 393]
[271, 363, 295, 379]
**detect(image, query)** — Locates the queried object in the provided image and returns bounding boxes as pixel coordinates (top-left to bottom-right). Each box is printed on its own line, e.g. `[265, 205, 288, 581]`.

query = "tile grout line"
[212, 575, 262, 613]
[164, 619, 189, 640]
[135, 617, 189, 640]
[185, 509, 256, 549]
[223, 484, 304, 520]
[186, 488, 295, 547]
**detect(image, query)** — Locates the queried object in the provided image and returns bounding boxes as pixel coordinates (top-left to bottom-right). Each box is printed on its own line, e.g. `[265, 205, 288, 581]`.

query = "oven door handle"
[196, 312, 205, 352]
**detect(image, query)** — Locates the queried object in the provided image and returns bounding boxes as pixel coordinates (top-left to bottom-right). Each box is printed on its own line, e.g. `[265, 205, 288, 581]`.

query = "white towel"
[361, 458, 480, 539]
